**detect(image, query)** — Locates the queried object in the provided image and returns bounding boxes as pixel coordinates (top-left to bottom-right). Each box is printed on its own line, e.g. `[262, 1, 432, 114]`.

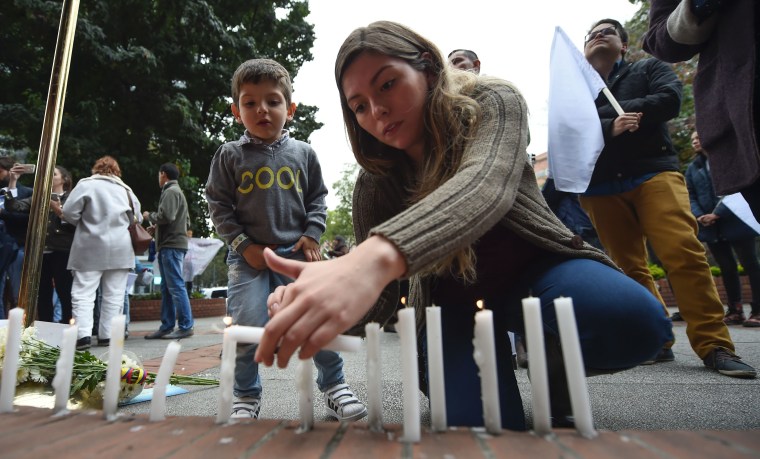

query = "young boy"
[206, 59, 367, 421]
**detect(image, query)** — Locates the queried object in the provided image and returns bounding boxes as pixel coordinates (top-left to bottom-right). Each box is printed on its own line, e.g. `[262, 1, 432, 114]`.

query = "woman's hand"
[255, 235, 406, 368]
[698, 213, 720, 226]
[611, 112, 643, 137]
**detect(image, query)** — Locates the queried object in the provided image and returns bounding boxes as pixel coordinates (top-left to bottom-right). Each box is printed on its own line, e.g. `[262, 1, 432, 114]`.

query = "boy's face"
[231, 80, 296, 144]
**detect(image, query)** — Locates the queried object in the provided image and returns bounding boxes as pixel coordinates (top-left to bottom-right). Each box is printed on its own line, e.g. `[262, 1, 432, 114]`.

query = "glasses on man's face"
[585, 26, 618, 44]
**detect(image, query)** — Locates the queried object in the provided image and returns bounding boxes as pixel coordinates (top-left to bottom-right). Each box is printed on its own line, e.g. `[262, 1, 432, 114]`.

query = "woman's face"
[341, 52, 431, 164]
[691, 132, 703, 153]
[52, 167, 63, 190]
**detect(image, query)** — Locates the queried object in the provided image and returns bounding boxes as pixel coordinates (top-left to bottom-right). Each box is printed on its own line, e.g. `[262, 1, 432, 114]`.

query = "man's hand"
[142, 211, 150, 222]
[612, 112, 643, 136]
[293, 236, 322, 262]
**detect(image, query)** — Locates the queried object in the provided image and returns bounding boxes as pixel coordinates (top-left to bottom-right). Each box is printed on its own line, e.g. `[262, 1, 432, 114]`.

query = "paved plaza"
[116, 307, 760, 431]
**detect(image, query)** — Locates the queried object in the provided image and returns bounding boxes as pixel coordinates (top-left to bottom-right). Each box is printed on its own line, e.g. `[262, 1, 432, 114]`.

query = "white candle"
[554, 297, 597, 439]
[0, 308, 23, 413]
[473, 302, 501, 434]
[216, 318, 236, 424]
[397, 307, 420, 442]
[425, 306, 447, 432]
[103, 315, 126, 420]
[521, 297, 551, 436]
[296, 358, 313, 432]
[52, 320, 78, 412]
[149, 341, 181, 422]
[225, 325, 361, 353]
[365, 322, 383, 431]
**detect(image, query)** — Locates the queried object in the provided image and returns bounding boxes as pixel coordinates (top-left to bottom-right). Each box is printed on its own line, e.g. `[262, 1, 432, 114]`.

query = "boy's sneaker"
[703, 347, 757, 378]
[231, 398, 261, 419]
[323, 383, 367, 422]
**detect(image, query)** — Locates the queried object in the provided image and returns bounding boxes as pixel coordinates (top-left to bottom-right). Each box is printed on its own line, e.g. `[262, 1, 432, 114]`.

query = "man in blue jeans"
[143, 163, 194, 339]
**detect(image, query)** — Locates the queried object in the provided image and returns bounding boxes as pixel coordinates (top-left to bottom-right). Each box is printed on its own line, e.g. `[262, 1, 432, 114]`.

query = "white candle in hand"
[0, 308, 23, 413]
[425, 305, 447, 432]
[103, 315, 126, 420]
[149, 341, 181, 422]
[365, 322, 383, 432]
[521, 297, 551, 436]
[53, 320, 78, 412]
[473, 300, 501, 434]
[397, 306, 420, 442]
[296, 358, 313, 432]
[554, 297, 597, 438]
[216, 317, 236, 424]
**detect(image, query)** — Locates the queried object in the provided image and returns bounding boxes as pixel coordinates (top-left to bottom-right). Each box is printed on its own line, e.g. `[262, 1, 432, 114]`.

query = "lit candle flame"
[401, 297, 408, 307]
[476, 299, 484, 311]
[223, 316, 232, 326]
[69, 318, 76, 326]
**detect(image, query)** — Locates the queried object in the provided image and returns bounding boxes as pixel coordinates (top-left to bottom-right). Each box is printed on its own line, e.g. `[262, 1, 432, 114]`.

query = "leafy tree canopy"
[322, 162, 357, 249]
[0, 0, 322, 235]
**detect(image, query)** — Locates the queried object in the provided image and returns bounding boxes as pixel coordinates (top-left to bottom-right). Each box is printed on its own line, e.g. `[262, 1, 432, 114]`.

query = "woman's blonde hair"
[335, 21, 481, 281]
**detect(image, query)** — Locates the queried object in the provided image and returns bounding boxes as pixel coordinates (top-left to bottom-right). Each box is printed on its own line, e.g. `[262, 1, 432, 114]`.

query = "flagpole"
[602, 88, 625, 116]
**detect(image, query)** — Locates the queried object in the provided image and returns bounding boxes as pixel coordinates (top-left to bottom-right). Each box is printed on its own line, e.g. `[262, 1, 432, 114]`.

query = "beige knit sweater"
[347, 78, 615, 335]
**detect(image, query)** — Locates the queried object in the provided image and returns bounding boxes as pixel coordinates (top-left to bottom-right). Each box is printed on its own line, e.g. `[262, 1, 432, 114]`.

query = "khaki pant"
[580, 171, 733, 359]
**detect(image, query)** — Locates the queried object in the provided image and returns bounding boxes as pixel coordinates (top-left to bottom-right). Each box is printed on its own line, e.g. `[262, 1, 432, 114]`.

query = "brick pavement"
[1, 406, 759, 458]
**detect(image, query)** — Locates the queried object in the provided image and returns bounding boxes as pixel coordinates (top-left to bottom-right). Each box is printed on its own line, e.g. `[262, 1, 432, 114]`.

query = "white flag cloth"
[183, 237, 225, 282]
[548, 26, 607, 193]
[719, 194, 760, 234]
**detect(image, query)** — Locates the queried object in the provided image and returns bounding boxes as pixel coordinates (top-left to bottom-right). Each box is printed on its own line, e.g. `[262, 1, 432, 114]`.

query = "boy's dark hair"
[160, 162, 179, 180]
[589, 18, 628, 45]
[0, 156, 17, 171]
[447, 49, 479, 61]
[231, 59, 293, 106]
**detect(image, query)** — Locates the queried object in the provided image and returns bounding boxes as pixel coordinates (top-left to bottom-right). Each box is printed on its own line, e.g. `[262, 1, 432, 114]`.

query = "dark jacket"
[590, 58, 683, 185]
[5, 191, 75, 252]
[0, 184, 33, 246]
[147, 180, 189, 251]
[685, 153, 758, 243]
[644, 0, 760, 195]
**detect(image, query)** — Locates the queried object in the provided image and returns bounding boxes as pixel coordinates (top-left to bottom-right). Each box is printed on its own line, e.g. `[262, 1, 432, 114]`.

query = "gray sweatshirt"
[206, 132, 328, 252]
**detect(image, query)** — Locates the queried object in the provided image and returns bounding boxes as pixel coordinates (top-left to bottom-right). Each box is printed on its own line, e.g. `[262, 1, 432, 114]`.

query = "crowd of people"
[2, 0, 758, 430]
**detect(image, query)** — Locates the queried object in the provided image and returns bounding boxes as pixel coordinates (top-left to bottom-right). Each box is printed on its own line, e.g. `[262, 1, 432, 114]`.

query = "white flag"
[183, 237, 225, 281]
[548, 26, 607, 193]
[719, 194, 760, 234]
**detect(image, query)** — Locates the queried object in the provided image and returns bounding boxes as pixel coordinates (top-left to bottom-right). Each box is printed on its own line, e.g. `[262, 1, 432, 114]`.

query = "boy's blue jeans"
[227, 244, 345, 399]
[158, 248, 194, 332]
[430, 258, 673, 431]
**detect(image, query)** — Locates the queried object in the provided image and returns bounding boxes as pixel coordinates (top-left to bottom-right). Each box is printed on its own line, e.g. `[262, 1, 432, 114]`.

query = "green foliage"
[710, 265, 722, 277]
[648, 264, 666, 280]
[625, 0, 698, 172]
[0, 0, 319, 236]
[322, 163, 358, 247]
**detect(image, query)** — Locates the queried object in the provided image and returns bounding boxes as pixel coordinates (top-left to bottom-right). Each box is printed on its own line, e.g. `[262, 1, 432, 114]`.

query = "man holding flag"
[575, 18, 756, 378]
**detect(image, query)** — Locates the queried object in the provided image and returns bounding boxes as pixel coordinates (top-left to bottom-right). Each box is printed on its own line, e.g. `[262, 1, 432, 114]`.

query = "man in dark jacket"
[143, 163, 194, 339]
[579, 19, 756, 378]
[643, 0, 760, 221]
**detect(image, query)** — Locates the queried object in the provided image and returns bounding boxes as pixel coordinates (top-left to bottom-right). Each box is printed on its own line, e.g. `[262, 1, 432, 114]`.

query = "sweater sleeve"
[301, 148, 328, 242]
[643, 0, 713, 62]
[369, 80, 530, 275]
[206, 145, 250, 251]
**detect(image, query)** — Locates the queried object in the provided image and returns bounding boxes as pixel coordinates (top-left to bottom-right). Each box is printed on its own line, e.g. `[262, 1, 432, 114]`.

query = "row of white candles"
[0, 309, 182, 422]
[1, 296, 595, 440]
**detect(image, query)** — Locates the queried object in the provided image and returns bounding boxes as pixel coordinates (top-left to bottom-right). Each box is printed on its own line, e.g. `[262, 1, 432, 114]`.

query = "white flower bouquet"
[1, 326, 217, 405]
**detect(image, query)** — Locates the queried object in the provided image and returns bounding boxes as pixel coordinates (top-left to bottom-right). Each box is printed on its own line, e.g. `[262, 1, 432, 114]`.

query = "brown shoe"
[744, 313, 760, 328]
[724, 305, 745, 325]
